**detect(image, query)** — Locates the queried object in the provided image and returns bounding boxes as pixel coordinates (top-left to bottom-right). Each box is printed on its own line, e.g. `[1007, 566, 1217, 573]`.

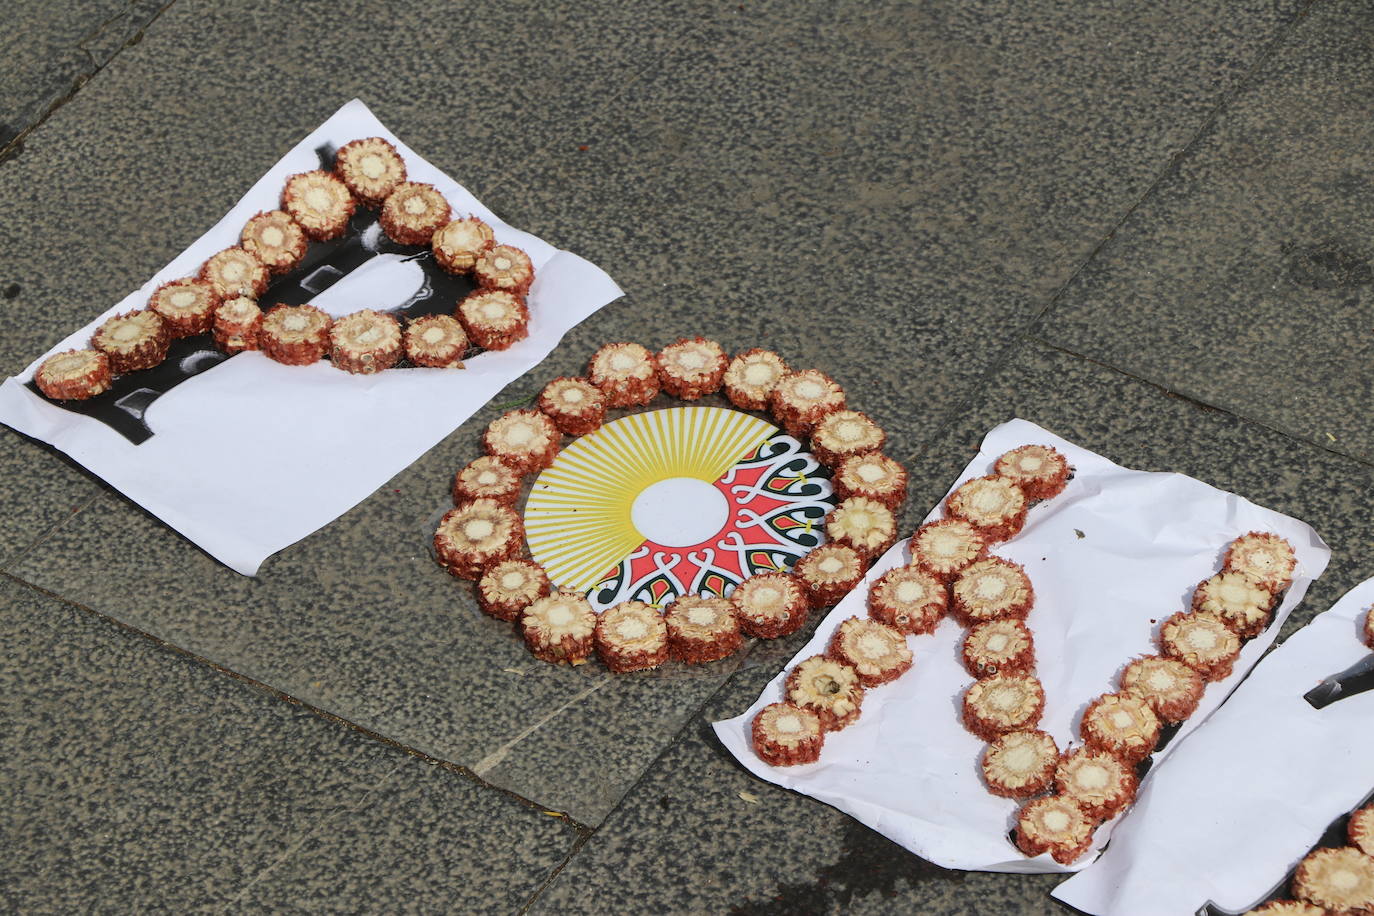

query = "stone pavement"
[3, 0, 1371, 912]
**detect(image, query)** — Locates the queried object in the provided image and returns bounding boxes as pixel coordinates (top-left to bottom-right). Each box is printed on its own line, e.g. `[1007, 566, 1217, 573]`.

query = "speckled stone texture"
[1041, 1, 1374, 465]
[0, 575, 577, 913]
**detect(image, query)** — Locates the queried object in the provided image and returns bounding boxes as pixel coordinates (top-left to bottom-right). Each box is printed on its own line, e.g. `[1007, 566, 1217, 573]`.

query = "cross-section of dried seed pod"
[259, 304, 332, 366]
[1242, 902, 1328, 916]
[730, 572, 808, 639]
[330, 309, 402, 374]
[1015, 796, 1096, 865]
[1224, 532, 1297, 594]
[241, 210, 307, 274]
[334, 137, 406, 207]
[1080, 692, 1160, 764]
[752, 702, 824, 767]
[951, 557, 1034, 626]
[833, 452, 908, 510]
[283, 170, 356, 240]
[199, 247, 269, 300]
[595, 601, 669, 673]
[588, 342, 660, 407]
[911, 518, 988, 583]
[477, 558, 551, 622]
[1350, 805, 1374, 858]
[963, 673, 1045, 741]
[1364, 607, 1374, 649]
[34, 349, 111, 400]
[811, 410, 886, 468]
[769, 369, 846, 439]
[962, 618, 1035, 679]
[538, 377, 607, 435]
[474, 244, 535, 297]
[149, 278, 220, 337]
[1193, 569, 1275, 638]
[482, 409, 559, 475]
[664, 595, 741, 664]
[825, 496, 897, 560]
[91, 310, 169, 373]
[868, 565, 946, 635]
[657, 337, 728, 400]
[1055, 748, 1137, 820]
[982, 729, 1059, 799]
[1292, 847, 1374, 913]
[212, 297, 262, 354]
[723, 348, 788, 411]
[786, 655, 864, 731]
[521, 591, 597, 666]
[404, 314, 467, 368]
[458, 289, 530, 351]
[1160, 610, 1242, 682]
[994, 445, 1071, 501]
[828, 617, 912, 687]
[452, 455, 522, 507]
[945, 474, 1029, 543]
[431, 216, 495, 273]
[380, 181, 451, 246]
[433, 499, 524, 580]
[793, 544, 865, 610]
[1119, 655, 1204, 723]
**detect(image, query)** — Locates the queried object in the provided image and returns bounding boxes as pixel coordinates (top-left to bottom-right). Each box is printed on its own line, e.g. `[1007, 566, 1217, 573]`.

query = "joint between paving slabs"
[0, 489, 103, 574]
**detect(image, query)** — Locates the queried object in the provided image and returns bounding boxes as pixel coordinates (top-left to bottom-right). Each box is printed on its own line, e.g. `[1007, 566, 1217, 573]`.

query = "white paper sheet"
[0, 99, 623, 576]
[1053, 578, 1374, 915]
[712, 418, 1330, 874]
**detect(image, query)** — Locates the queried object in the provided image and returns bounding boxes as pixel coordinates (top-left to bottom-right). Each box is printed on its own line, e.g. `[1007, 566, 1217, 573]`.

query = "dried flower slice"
[260, 304, 331, 366]
[595, 601, 669, 673]
[588, 342, 659, 407]
[538, 377, 607, 436]
[752, 702, 823, 767]
[657, 337, 727, 400]
[433, 498, 523, 580]
[330, 309, 402, 374]
[665, 595, 741, 664]
[963, 619, 1035, 679]
[482, 409, 559, 475]
[474, 244, 535, 297]
[432, 216, 495, 273]
[1081, 693, 1160, 764]
[1160, 610, 1242, 682]
[380, 181, 451, 245]
[213, 297, 262, 354]
[458, 289, 530, 351]
[982, 729, 1058, 798]
[1224, 532, 1297, 593]
[149, 278, 219, 337]
[793, 544, 865, 610]
[868, 565, 946, 635]
[1193, 570, 1274, 638]
[91, 310, 169, 373]
[723, 348, 788, 410]
[1366, 608, 1374, 650]
[786, 655, 864, 731]
[730, 572, 808, 639]
[521, 591, 597, 665]
[833, 452, 908, 509]
[951, 557, 1034, 626]
[453, 455, 522, 507]
[241, 210, 307, 273]
[1243, 902, 1329, 916]
[199, 247, 269, 300]
[994, 445, 1070, 501]
[945, 475, 1028, 543]
[1015, 796, 1096, 865]
[1055, 748, 1137, 820]
[769, 369, 846, 439]
[825, 496, 897, 559]
[828, 617, 912, 687]
[333, 137, 406, 207]
[1293, 847, 1374, 913]
[282, 170, 355, 240]
[477, 558, 550, 622]
[34, 349, 111, 400]
[1350, 804, 1374, 858]
[405, 314, 468, 368]
[811, 410, 885, 468]
[911, 518, 988, 582]
[963, 673, 1045, 741]
[1119, 655, 1203, 723]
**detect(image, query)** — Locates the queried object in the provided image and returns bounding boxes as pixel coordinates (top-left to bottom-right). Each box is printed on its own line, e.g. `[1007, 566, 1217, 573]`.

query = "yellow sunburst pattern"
[525, 407, 777, 590]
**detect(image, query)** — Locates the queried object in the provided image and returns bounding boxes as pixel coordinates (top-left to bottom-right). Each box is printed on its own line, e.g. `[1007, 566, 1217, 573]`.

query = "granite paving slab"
[0, 428, 100, 568]
[0, 574, 577, 914]
[1039, 0, 1374, 465]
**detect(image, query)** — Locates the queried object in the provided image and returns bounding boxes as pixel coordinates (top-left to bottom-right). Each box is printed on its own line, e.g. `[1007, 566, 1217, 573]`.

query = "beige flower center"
[796, 379, 823, 399]
[547, 604, 574, 627]
[1043, 809, 1071, 832]
[775, 714, 802, 734]
[499, 571, 526, 590]
[1145, 669, 1174, 690]
[476, 470, 499, 486]
[986, 633, 1009, 653]
[1110, 710, 1134, 729]
[617, 618, 648, 640]
[261, 226, 285, 247]
[1331, 869, 1358, 891]
[493, 256, 512, 271]
[818, 557, 843, 575]
[111, 323, 140, 342]
[356, 327, 382, 346]
[856, 462, 885, 483]
[480, 301, 507, 321]
[895, 580, 924, 603]
[283, 314, 309, 332]
[988, 685, 1022, 711]
[1004, 744, 1037, 771]
[505, 423, 534, 446]
[975, 575, 1008, 600]
[463, 519, 494, 540]
[421, 326, 446, 345]
[753, 586, 780, 607]
[220, 260, 246, 281]
[305, 188, 333, 211]
[169, 290, 198, 308]
[836, 420, 863, 441]
[677, 350, 707, 370]
[1075, 763, 1109, 790]
[686, 606, 717, 626]
[560, 387, 585, 404]
[1219, 582, 1248, 603]
[403, 195, 429, 215]
[1018, 455, 1044, 472]
[609, 352, 635, 371]
[743, 362, 774, 385]
[856, 633, 889, 658]
[360, 154, 387, 179]
[1185, 627, 1218, 650]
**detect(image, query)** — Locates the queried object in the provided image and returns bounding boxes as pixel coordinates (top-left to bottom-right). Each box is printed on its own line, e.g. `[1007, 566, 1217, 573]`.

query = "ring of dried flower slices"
[30, 136, 533, 400]
[436, 340, 909, 678]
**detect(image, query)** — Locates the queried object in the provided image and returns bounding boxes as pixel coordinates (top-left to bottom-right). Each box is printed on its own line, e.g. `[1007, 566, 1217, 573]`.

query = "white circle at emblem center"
[631, 477, 729, 548]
